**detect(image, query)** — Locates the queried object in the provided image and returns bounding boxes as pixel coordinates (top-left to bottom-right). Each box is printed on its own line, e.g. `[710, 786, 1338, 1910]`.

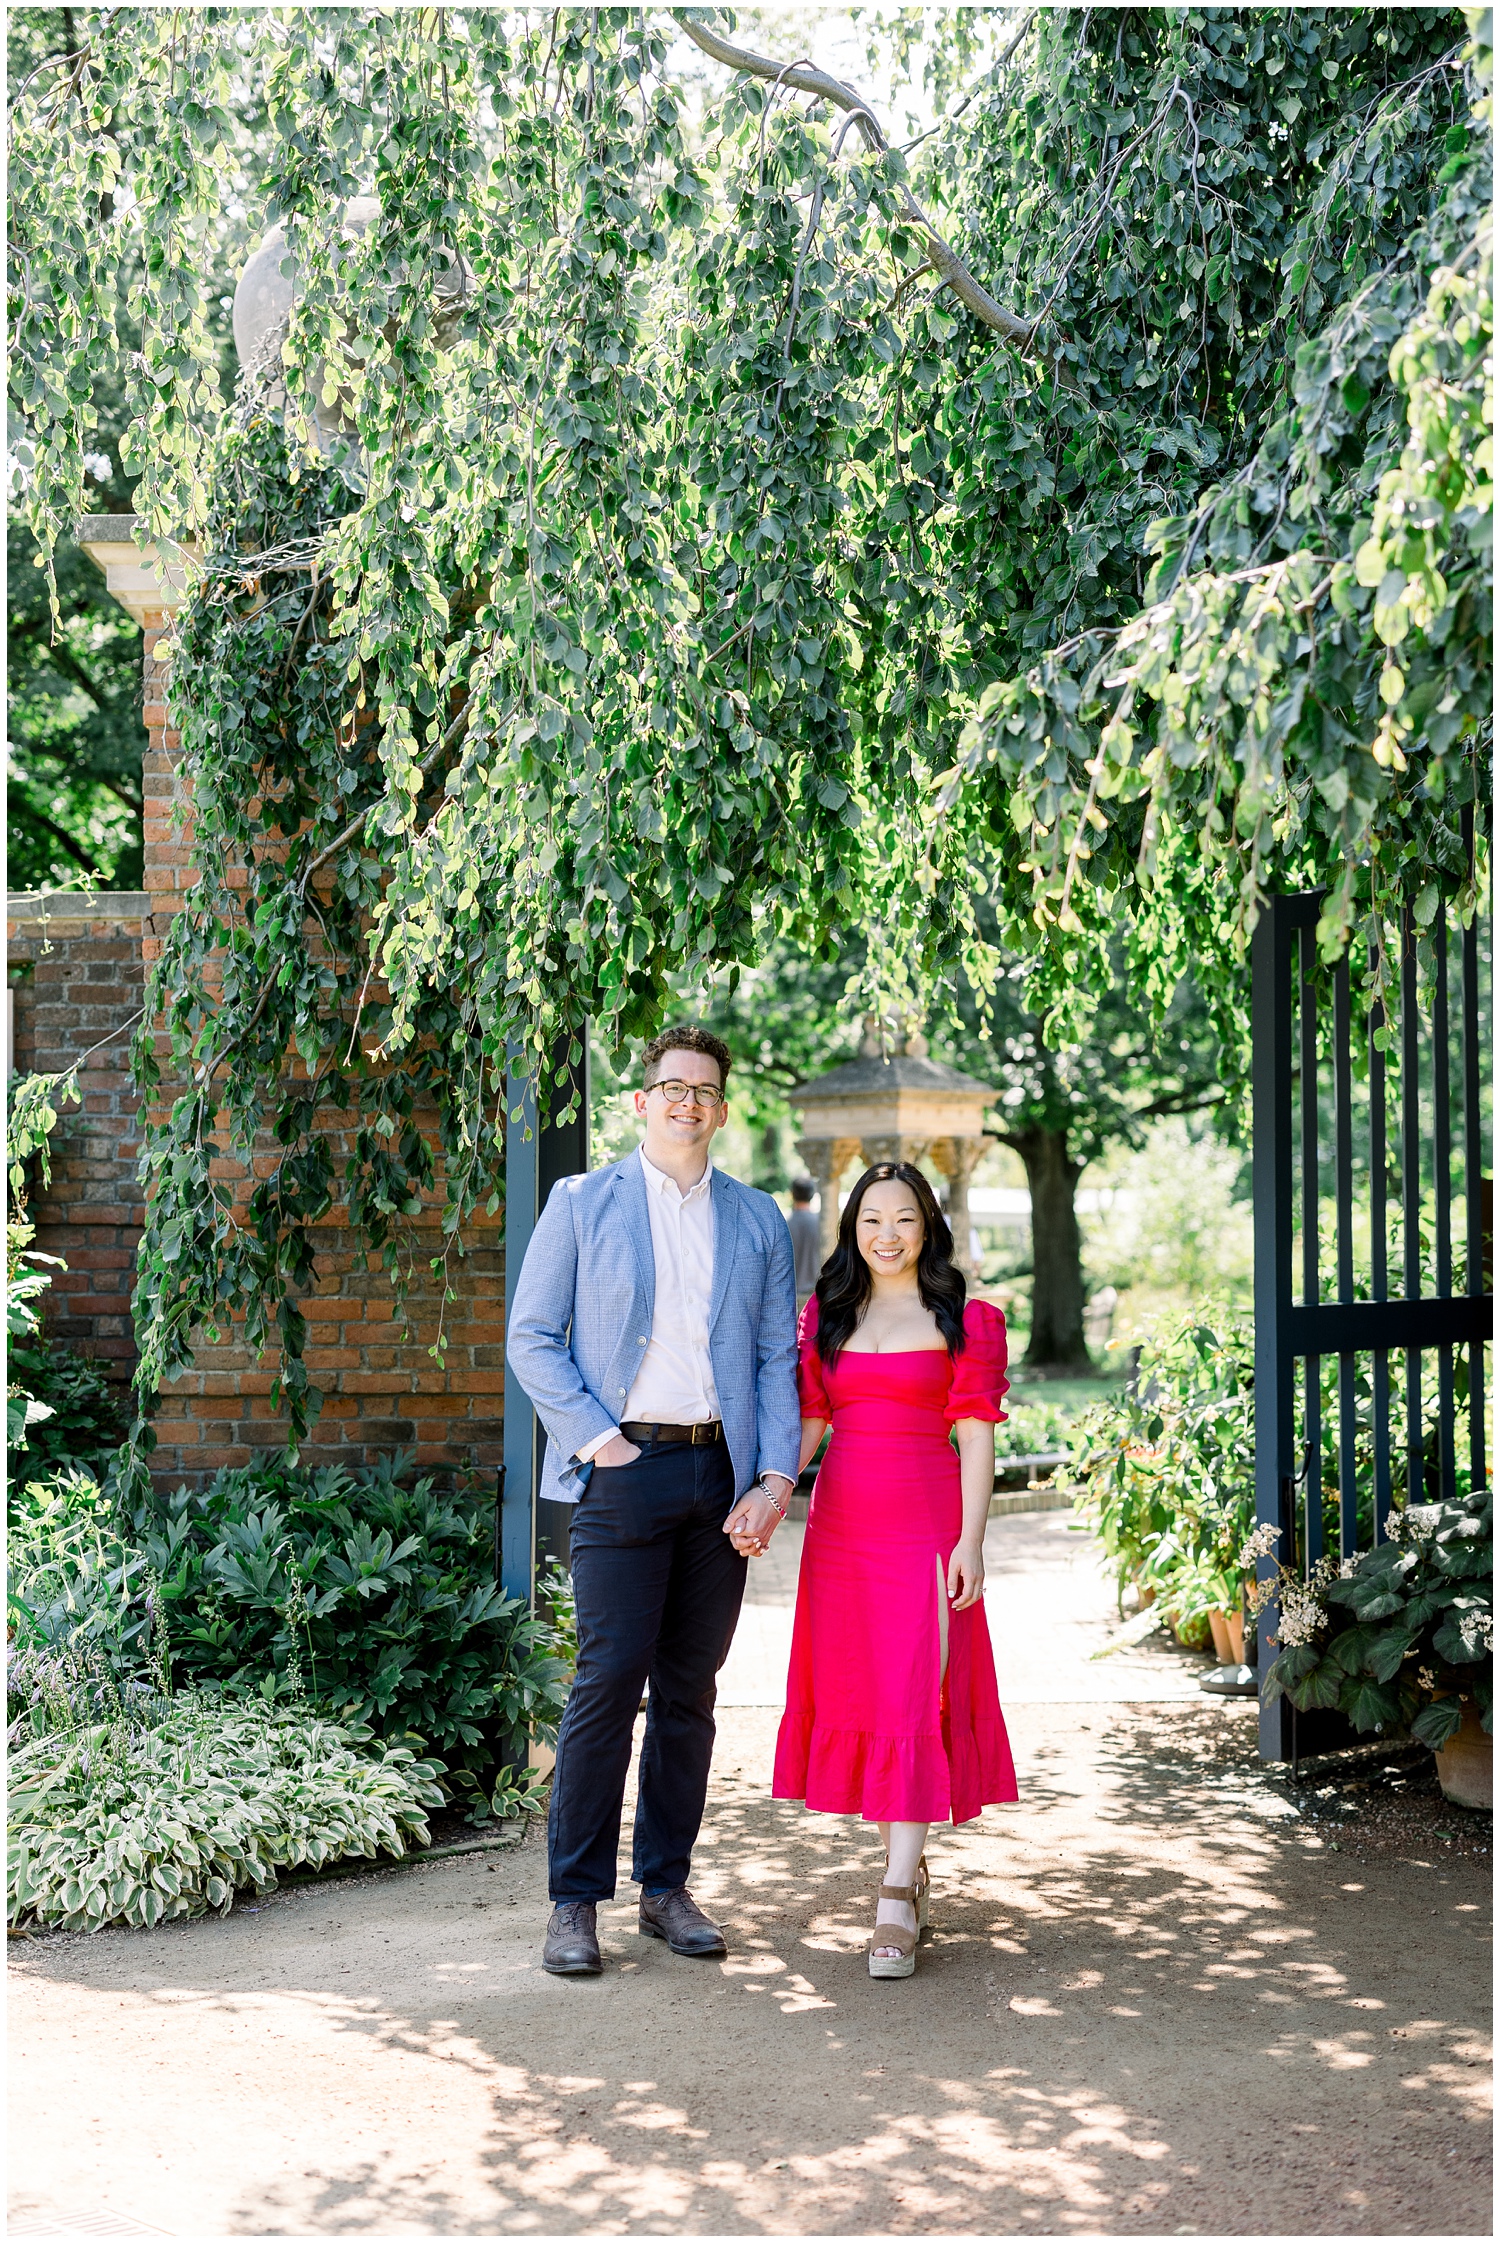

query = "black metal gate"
[1251, 872, 1491, 1762]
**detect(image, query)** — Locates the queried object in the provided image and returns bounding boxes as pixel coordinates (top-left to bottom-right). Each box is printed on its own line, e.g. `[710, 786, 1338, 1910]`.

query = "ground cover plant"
[8, 1694, 445, 1933]
[7, 8, 1488, 1454]
[7, 1454, 569, 1933]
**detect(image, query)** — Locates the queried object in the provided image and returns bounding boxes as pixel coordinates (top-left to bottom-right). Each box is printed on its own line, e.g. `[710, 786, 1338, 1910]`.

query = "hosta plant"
[8, 1696, 445, 1933]
[1258, 1486, 1493, 1747]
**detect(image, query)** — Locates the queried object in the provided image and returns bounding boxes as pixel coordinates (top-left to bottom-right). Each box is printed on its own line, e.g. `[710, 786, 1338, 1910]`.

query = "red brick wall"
[7, 893, 148, 1400]
[8, 598, 508, 1489]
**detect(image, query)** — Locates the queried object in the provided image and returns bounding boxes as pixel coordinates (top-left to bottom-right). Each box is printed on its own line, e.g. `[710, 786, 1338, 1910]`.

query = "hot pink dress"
[773, 1296, 1019, 1825]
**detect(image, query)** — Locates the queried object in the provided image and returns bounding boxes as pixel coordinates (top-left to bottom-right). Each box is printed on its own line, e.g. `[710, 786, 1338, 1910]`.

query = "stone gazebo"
[791, 1027, 996, 1277]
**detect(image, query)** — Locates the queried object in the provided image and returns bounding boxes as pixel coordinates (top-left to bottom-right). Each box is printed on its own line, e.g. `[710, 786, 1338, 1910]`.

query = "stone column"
[796, 1135, 863, 1259]
[930, 1134, 986, 1279]
[860, 1134, 934, 1173]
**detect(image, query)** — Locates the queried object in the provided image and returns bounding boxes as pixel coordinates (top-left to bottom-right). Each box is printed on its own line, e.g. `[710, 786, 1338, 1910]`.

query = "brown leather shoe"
[638, 1886, 727, 1957]
[543, 1900, 602, 1975]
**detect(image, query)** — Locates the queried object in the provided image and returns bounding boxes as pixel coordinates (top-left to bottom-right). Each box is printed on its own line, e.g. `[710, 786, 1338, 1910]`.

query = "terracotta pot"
[1207, 1609, 1234, 1664]
[1171, 1609, 1212, 1652]
[1226, 1608, 1245, 1665]
[1433, 1698, 1493, 1810]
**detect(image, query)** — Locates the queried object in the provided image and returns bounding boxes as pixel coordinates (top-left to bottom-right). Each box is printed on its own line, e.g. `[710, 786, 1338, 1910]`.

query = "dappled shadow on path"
[13, 1704, 1490, 2237]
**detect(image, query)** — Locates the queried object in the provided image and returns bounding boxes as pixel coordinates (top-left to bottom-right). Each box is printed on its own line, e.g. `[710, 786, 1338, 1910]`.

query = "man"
[507, 1025, 799, 1977]
[787, 1175, 821, 1305]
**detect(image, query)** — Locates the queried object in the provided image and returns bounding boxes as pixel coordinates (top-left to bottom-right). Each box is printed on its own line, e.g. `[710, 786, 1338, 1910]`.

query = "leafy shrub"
[995, 1399, 1075, 1462]
[7, 1336, 125, 1473]
[8, 1696, 445, 1932]
[8, 1469, 159, 1685]
[537, 1554, 579, 1681]
[1259, 1487, 1493, 1747]
[10, 1458, 571, 1789]
[121, 1454, 570, 1783]
[1071, 1311, 1255, 1642]
[7, 1211, 125, 1469]
[1083, 1120, 1254, 1309]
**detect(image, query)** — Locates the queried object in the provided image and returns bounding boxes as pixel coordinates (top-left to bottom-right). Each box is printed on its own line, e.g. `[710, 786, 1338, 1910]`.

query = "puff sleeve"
[945, 1298, 1010, 1423]
[796, 1295, 833, 1420]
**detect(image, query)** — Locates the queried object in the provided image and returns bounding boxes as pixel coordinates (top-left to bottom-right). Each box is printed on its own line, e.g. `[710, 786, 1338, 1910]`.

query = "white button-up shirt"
[576, 1147, 719, 1458]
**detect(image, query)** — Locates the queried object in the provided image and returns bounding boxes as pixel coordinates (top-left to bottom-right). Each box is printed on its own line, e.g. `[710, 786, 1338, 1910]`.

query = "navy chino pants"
[548, 1437, 748, 1902]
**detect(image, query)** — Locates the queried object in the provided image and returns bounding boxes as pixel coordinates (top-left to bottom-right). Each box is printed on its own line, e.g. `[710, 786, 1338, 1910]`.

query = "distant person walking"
[788, 1175, 822, 1305]
[507, 1025, 800, 1977]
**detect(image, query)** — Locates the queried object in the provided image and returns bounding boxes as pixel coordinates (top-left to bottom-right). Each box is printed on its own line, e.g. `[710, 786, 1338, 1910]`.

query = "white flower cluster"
[1275, 1556, 1339, 1648]
[1238, 1522, 1282, 1569]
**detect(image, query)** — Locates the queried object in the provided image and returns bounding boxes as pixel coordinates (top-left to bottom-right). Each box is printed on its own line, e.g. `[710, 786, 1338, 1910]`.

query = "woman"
[767, 1162, 1017, 1977]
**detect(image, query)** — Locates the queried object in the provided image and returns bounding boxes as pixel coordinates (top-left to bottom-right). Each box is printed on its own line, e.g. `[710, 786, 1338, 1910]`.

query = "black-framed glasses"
[647, 1079, 725, 1108]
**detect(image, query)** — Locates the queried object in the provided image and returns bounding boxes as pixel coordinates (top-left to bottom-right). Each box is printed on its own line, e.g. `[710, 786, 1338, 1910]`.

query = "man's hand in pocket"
[590, 1432, 642, 1469]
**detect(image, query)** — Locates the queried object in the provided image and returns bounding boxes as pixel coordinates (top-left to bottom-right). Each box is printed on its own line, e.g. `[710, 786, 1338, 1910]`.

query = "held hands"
[723, 1479, 792, 1558]
[946, 1538, 986, 1611]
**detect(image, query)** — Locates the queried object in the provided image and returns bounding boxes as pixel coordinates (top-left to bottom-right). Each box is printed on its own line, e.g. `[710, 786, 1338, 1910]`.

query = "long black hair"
[813, 1161, 967, 1365]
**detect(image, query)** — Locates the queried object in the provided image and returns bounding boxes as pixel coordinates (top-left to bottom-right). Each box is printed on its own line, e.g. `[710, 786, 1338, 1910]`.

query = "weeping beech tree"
[9, 6, 1489, 1434]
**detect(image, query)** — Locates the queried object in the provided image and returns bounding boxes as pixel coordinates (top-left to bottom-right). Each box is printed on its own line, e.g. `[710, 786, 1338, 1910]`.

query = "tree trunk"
[756, 1119, 781, 1193]
[1012, 1125, 1091, 1373]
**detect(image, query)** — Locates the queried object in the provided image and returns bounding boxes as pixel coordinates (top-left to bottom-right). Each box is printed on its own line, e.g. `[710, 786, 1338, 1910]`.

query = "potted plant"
[1251, 1486, 1492, 1805]
[1072, 1312, 1255, 1653]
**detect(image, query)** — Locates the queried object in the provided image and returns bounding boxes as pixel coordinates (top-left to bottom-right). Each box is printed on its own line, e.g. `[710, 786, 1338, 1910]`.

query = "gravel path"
[10, 1515, 1491, 2237]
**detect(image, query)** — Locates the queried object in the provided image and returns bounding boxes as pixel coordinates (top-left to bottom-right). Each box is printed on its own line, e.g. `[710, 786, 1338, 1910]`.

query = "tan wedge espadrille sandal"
[868, 1881, 920, 1979]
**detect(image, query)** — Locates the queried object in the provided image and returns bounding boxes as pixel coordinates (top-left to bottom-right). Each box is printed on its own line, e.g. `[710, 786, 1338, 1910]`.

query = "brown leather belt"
[620, 1419, 723, 1447]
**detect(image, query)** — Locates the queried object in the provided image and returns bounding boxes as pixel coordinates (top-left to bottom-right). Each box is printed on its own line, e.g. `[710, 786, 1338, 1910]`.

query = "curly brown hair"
[640, 1024, 732, 1093]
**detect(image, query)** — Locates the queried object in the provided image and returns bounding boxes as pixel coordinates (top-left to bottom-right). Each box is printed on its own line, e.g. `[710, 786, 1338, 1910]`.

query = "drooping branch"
[671, 8, 1035, 346]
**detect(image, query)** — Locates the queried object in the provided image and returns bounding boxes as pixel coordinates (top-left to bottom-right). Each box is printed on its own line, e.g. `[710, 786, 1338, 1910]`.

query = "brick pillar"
[58, 518, 509, 1489]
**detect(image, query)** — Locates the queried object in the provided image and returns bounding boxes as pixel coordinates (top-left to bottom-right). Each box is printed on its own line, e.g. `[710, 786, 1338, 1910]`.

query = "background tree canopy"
[8, 6, 1489, 1438]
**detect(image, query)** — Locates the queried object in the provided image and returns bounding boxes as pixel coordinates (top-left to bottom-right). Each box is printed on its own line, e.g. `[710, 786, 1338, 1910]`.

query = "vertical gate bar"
[1300, 926, 1323, 1565]
[1333, 960, 1359, 1552]
[1401, 906, 1424, 1502]
[1370, 948, 1393, 1534]
[1461, 808, 1487, 1491]
[502, 1053, 541, 1608]
[532, 1039, 592, 1575]
[1253, 898, 1298, 1760]
[1433, 920, 1456, 1500]
[502, 1036, 592, 1610]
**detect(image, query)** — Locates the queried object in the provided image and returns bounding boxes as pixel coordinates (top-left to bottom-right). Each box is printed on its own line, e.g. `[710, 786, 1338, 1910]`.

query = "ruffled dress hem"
[773, 1707, 1019, 1826]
